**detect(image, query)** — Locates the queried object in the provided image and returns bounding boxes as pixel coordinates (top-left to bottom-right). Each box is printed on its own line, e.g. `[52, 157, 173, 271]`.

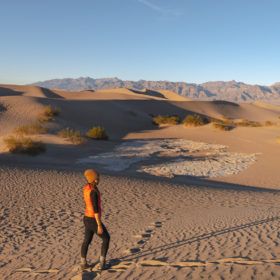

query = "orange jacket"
[83, 184, 102, 218]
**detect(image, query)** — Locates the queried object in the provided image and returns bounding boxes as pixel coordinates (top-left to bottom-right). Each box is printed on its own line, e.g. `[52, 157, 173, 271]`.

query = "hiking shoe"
[97, 256, 110, 270]
[80, 257, 89, 271]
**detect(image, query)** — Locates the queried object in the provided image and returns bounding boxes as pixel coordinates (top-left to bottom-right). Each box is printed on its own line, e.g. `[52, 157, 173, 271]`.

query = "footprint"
[142, 233, 151, 238]
[124, 247, 141, 254]
[149, 221, 162, 228]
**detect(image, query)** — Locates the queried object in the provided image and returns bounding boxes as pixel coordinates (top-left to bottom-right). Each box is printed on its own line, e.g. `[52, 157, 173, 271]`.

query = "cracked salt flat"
[139, 152, 258, 178]
[77, 139, 258, 178]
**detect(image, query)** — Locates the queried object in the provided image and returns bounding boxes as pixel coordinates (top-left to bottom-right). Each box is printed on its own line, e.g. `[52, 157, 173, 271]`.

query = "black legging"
[81, 216, 110, 259]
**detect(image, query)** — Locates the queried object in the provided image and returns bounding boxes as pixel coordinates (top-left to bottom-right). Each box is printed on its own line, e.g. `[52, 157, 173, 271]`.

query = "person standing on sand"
[80, 169, 110, 270]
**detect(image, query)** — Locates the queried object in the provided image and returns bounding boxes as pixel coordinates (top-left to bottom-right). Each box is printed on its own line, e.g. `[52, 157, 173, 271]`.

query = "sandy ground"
[2, 168, 280, 280]
[1, 85, 280, 279]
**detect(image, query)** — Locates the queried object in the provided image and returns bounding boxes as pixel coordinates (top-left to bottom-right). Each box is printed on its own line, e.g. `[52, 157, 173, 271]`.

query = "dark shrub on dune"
[264, 120, 275, 126]
[153, 115, 180, 125]
[4, 136, 46, 155]
[14, 122, 48, 135]
[183, 114, 209, 127]
[58, 127, 85, 144]
[86, 126, 108, 140]
[234, 119, 262, 127]
[212, 121, 235, 131]
[39, 105, 61, 122]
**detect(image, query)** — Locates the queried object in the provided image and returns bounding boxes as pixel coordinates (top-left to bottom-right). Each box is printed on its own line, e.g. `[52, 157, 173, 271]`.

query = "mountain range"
[32, 77, 280, 103]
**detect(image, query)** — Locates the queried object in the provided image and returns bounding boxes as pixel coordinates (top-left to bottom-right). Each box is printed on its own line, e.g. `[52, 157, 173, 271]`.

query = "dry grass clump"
[211, 118, 263, 130]
[264, 120, 275, 126]
[14, 122, 47, 135]
[4, 136, 46, 155]
[183, 114, 209, 127]
[57, 127, 85, 144]
[86, 126, 108, 140]
[234, 119, 262, 127]
[212, 121, 235, 131]
[153, 115, 180, 126]
[39, 105, 60, 122]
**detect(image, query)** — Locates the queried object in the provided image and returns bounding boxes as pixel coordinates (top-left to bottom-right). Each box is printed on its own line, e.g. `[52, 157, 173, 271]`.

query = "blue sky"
[0, 0, 279, 85]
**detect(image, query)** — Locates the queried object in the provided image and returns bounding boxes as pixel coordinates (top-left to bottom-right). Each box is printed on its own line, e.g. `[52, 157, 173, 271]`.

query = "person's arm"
[91, 190, 103, 235]
[94, 213, 103, 235]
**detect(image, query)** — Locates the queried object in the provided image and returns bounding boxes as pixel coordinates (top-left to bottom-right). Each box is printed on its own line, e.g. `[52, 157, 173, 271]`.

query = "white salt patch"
[77, 139, 258, 178]
[139, 152, 258, 178]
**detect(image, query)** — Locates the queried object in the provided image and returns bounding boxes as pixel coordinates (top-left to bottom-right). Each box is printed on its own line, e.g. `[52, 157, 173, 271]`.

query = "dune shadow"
[129, 88, 167, 99]
[31, 98, 213, 139]
[212, 100, 239, 107]
[0, 137, 278, 193]
[40, 87, 64, 99]
[125, 168, 280, 193]
[80, 90, 95, 92]
[0, 87, 23, 96]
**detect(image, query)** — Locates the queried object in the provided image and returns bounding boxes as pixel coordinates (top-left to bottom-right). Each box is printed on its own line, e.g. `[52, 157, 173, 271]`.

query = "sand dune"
[253, 100, 280, 112]
[0, 84, 63, 99]
[173, 100, 280, 122]
[1, 84, 280, 279]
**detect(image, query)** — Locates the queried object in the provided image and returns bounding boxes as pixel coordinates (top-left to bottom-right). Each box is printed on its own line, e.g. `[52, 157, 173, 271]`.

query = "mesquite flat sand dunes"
[1, 85, 280, 279]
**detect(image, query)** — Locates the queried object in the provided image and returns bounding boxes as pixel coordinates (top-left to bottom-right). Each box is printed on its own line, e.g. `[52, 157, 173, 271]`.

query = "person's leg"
[100, 223, 110, 258]
[98, 223, 110, 269]
[81, 218, 94, 266]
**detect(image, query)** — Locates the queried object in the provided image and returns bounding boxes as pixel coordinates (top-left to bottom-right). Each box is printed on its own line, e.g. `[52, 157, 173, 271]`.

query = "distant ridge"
[31, 77, 280, 103]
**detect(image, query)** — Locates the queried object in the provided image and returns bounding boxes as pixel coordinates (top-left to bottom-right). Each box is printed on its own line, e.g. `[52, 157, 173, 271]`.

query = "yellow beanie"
[84, 169, 99, 183]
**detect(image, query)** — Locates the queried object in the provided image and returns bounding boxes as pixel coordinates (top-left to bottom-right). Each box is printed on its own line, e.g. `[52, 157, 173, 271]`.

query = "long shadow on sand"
[119, 215, 280, 262]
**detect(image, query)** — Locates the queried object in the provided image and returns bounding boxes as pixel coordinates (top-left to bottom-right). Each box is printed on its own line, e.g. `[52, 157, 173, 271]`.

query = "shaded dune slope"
[0, 85, 279, 141]
[0, 85, 64, 99]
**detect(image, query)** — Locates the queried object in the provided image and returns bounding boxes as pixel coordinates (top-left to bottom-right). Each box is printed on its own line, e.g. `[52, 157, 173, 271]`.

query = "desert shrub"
[152, 115, 180, 125]
[39, 105, 60, 122]
[183, 114, 209, 127]
[86, 126, 108, 140]
[14, 122, 47, 135]
[4, 136, 46, 155]
[234, 119, 262, 127]
[264, 120, 275, 126]
[212, 122, 235, 131]
[57, 127, 85, 144]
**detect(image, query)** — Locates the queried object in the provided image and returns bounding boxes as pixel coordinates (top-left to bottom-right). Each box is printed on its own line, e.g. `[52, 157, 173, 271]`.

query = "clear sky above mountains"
[0, 0, 279, 85]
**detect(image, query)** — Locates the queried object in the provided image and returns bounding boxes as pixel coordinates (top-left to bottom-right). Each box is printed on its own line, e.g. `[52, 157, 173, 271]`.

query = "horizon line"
[1, 76, 279, 87]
